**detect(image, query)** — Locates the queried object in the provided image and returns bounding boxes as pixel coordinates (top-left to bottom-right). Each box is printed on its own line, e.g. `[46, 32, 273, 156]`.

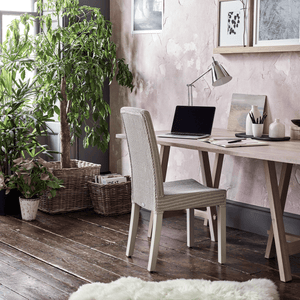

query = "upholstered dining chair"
[121, 107, 226, 272]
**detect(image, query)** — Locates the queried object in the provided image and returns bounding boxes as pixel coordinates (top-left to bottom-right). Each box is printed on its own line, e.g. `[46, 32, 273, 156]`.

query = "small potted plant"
[3, 154, 64, 221]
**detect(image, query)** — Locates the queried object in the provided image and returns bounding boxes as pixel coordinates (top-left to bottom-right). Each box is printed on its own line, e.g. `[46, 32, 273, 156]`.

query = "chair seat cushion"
[155, 179, 226, 212]
[164, 179, 220, 194]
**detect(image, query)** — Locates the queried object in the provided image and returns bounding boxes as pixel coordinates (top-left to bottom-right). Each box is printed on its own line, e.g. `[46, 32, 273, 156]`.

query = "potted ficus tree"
[34, 0, 133, 168]
[6, 0, 133, 213]
[0, 17, 56, 215]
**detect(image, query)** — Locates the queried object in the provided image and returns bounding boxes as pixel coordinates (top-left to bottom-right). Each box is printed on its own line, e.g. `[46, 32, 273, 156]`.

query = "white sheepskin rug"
[69, 276, 279, 300]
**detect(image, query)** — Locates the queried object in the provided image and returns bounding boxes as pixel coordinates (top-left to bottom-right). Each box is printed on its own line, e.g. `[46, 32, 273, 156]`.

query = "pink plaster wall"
[109, 0, 300, 215]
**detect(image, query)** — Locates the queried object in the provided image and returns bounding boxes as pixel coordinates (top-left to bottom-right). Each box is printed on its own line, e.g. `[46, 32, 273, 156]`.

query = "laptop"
[157, 106, 216, 139]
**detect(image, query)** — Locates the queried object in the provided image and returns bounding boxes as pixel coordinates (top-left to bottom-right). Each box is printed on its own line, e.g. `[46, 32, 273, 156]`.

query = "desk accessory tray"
[235, 132, 290, 141]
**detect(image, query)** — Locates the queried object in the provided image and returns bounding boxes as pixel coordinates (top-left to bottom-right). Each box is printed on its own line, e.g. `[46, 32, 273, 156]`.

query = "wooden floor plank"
[0, 284, 27, 300]
[0, 244, 86, 294]
[0, 260, 68, 300]
[0, 242, 87, 288]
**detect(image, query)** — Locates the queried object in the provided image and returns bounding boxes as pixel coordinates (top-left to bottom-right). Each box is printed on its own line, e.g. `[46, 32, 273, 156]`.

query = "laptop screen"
[171, 106, 216, 135]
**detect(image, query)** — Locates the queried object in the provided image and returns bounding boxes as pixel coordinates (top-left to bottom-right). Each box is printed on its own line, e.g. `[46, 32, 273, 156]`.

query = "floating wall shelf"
[214, 45, 300, 55]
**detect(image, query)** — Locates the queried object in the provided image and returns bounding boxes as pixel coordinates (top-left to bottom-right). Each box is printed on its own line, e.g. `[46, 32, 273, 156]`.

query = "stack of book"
[95, 174, 127, 185]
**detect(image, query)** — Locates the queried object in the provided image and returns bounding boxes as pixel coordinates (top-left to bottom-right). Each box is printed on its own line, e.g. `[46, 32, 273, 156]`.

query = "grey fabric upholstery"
[161, 179, 226, 212]
[121, 107, 226, 212]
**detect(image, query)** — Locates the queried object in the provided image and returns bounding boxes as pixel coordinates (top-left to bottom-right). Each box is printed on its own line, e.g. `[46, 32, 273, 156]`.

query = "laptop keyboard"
[168, 132, 206, 136]
[157, 132, 210, 139]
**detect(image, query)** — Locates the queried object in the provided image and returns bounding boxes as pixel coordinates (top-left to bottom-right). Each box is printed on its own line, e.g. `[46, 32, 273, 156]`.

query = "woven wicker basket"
[39, 159, 101, 214]
[88, 176, 131, 216]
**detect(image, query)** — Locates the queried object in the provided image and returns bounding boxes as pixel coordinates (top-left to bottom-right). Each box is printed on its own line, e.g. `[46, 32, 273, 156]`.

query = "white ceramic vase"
[246, 105, 261, 135]
[19, 197, 40, 221]
[269, 119, 285, 138]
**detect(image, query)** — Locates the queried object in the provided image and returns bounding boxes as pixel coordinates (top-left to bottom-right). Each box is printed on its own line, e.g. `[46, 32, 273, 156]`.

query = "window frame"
[0, 0, 37, 43]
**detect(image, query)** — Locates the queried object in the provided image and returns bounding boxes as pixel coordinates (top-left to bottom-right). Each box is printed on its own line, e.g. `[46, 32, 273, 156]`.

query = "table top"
[116, 128, 300, 165]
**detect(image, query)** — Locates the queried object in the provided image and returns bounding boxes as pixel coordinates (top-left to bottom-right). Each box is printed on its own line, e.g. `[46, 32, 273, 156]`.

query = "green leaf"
[21, 70, 26, 80]
[54, 106, 60, 115]
[47, 181, 57, 188]
[50, 189, 56, 198]
[92, 112, 98, 122]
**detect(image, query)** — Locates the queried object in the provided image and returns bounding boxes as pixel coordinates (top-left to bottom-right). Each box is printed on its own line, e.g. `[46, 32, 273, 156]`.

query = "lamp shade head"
[211, 58, 232, 87]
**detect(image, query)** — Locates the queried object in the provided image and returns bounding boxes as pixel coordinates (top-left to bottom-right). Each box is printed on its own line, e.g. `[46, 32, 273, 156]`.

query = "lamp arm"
[187, 67, 212, 87]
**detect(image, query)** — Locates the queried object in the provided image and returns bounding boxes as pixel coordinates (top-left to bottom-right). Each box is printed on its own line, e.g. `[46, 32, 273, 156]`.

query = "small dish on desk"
[253, 135, 290, 141]
[235, 132, 290, 141]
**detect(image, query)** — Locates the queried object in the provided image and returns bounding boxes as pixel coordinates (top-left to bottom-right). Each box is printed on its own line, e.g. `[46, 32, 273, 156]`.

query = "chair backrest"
[121, 107, 164, 211]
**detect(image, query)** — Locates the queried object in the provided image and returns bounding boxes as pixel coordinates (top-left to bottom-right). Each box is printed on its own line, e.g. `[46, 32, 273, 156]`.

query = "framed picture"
[131, 0, 163, 34]
[227, 93, 266, 132]
[217, 0, 253, 47]
[254, 0, 300, 46]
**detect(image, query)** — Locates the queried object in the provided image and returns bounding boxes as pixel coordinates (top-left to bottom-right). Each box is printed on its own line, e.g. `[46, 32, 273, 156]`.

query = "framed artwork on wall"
[217, 0, 253, 47]
[254, 0, 300, 46]
[131, 0, 163, 34]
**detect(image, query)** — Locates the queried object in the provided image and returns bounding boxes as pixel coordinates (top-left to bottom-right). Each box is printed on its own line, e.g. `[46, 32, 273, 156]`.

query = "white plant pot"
[19, 197, 40, 221]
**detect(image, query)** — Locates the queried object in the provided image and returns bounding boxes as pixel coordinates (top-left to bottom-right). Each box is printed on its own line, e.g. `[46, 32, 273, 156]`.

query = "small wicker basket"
[88, 176, 131, 216]
[39, 159, 101, 214]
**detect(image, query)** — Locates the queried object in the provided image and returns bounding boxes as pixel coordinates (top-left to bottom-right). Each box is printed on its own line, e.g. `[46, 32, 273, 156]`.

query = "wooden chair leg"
[147, 212, 163, 272]
[217, 204, 226, 264]
[126, 203, 140, 257]
[187, 208, 194, 248]
[148, 211, 154, 238]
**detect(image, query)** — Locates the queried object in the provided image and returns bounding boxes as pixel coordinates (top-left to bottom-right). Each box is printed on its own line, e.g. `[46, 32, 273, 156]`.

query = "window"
[0, 0, 36, 43]
[1, 0, 38, 94]
[1, 1, 33, 12]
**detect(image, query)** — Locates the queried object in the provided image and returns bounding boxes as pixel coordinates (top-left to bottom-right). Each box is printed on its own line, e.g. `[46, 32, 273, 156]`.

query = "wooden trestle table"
[116, 128, 300, 282]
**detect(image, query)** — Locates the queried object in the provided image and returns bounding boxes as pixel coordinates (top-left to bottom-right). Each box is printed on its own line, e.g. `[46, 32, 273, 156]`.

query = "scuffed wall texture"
[109, 0, 300, 215]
